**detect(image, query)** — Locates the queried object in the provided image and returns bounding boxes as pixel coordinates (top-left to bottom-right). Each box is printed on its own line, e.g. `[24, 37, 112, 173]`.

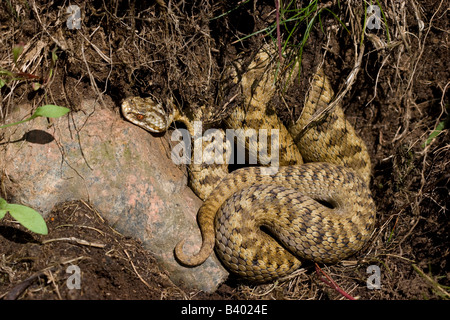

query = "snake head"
[121, 96, 170, 133]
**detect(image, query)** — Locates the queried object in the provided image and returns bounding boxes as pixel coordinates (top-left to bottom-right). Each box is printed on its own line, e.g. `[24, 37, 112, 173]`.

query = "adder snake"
[121, 45, 376, 282]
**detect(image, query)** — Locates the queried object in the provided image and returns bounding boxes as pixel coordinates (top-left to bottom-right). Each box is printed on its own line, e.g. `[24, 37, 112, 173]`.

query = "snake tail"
[174, 162, 376, 274]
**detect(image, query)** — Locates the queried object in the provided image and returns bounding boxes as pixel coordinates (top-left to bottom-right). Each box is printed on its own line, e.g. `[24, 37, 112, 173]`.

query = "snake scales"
[121, 45, 376, 282]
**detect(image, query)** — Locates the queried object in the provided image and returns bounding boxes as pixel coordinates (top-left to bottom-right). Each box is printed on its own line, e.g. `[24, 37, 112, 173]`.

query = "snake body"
[121, 45, 376, 282]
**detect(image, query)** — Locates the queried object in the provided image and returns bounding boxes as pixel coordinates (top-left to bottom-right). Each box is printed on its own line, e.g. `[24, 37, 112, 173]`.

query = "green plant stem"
[0, 114, 38, 129]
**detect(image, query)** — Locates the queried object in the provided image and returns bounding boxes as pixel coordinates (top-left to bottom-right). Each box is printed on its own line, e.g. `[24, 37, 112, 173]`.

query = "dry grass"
[0, 0, 448, 300]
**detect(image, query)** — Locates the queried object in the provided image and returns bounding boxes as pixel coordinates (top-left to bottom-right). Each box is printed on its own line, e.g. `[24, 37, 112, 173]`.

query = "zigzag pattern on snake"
[121, 45, 376, 282]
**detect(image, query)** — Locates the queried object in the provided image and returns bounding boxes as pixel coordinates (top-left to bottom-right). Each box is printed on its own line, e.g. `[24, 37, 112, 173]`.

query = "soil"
[0, 0, 448, 300]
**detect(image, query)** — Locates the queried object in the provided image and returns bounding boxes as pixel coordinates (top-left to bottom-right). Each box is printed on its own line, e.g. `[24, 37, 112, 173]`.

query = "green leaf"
[34, 105, 70, 118]
[0, 210, 6, 220]
[12, 44, 24, 64]
[0, 197, 7, 209]
[32, 82, 41, 91]
[5, 203, 48, 235]
[0, 68, 14, 76]
[51, 48, 58, 64]
[422, 120, 446, 148]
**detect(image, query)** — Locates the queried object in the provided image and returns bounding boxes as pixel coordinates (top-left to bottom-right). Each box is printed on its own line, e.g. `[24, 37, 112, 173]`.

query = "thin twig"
[42, 237, 106, 248]
[2, 256, 86, 300]
[299, 42, 365, 135]
[124, 249, 152, 290]
[275, 0, 282, 61]
[315, 264, 356, 300]
[412, 264, 450, 299]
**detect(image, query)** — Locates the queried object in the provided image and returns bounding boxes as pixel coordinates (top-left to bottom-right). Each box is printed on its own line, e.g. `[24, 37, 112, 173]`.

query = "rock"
[0, 99, 228, 292]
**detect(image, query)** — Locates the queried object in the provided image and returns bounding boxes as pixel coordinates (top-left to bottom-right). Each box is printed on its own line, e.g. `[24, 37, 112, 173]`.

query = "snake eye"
[136, 114, 145, 121]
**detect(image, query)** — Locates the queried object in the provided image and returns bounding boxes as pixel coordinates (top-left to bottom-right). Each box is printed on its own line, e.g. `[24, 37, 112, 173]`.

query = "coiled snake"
[121, 45, 376, 282]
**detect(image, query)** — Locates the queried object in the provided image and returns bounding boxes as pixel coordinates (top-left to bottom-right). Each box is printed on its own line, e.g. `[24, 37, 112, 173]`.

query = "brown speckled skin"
[122, 45, 376, 282]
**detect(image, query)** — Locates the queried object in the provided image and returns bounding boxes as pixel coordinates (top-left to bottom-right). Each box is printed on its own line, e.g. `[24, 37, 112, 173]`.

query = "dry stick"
[275, 0, 282, 61]
[30, 0, 68, 51]
[46, 269, 62, 300]
[55, 224, 106, 236]
[80, 42, 107, 109]
[298, 0, 364, 128]
[394, 0, 445, 142]
[405, 0, 444, 99]
[80, 199, 107, 224]
[299, 42, 365, 136]
[412, 264, 450, 299]
[2, 271, 52, 300]
[42, 236, 106, 248]
[2, 256, 86, 300]
[123, 249, 152, 290]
